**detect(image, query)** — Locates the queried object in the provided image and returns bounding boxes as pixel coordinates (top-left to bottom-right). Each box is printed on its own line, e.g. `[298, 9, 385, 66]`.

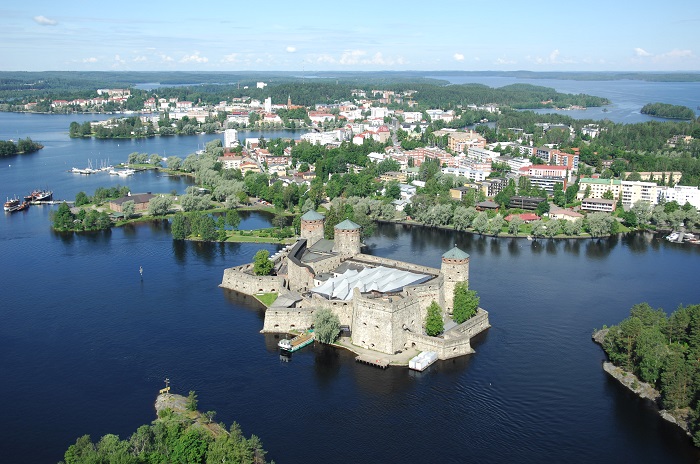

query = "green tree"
[453, 282, 479, 324]
[313, 307, 341, 344]
[508, 216, 524, 235]
[52, 202, 75, 231]
[148, 196, 173, 216]
[121, 200, 135, 219]
[171, 212, 190, 240]
[472, 211, 489, 235]
[75, 191, 90, 206]
[425, 301, 444, 336]
[186, 390, 198, 411]
[535, 201, 550, 217]
[253, 249, 274, 276]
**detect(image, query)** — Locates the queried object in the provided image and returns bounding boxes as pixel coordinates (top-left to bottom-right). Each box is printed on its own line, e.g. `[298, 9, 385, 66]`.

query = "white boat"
[109, 168, 135, 177]
[666, 232, 680, 242]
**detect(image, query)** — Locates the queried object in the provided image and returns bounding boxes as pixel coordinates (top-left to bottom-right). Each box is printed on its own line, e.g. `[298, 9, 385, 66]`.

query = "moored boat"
[24, 189, 53, 202]
[34, 190, 53, 202]
[278, 331, 315, 353]
[4, 197, 20, 211]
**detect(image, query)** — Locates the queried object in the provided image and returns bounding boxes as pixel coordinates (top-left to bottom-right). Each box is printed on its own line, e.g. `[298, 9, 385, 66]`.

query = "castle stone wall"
[220, 265, 285, 294]
[262, 308, 315, 333]
[287, 258, 315, 293]
[307, 254, 343, 275]
[445, 308, 490, 339]
[406, 332, 474, 359]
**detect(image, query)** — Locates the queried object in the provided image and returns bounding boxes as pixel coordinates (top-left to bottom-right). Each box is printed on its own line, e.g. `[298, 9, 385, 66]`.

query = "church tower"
[333, 219, 361, 258]
[300, 210, 325, 247]
[440, 246, 470, 314]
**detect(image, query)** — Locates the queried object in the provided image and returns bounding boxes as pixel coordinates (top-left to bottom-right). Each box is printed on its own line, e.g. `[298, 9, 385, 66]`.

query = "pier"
[355, 354, 390, 369]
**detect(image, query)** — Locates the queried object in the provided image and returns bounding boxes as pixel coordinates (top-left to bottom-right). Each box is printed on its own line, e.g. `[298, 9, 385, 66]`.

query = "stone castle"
[220, 211, 490, 360]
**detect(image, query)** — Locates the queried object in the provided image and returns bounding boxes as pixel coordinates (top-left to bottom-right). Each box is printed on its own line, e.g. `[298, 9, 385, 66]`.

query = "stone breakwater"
[592, 330, 691, 436]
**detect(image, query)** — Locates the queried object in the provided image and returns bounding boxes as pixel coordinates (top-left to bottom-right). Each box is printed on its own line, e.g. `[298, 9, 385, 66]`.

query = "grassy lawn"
[255, 293, 278, 307]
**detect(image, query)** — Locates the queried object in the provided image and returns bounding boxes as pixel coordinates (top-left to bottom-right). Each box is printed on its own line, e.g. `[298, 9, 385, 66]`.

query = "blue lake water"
[0, 95, 699, 463]
[431, 75, 700, 123]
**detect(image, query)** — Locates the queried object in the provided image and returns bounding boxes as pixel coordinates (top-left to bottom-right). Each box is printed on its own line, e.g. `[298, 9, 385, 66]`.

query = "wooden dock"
[355, 354, 390, 369]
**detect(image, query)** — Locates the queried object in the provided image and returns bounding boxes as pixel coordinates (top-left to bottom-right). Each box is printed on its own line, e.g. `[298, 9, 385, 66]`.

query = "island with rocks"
[61, 390, 269, 464]
[593, 302, 700, 445]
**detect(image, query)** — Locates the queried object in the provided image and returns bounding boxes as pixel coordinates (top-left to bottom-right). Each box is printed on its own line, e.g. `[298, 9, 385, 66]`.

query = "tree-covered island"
[61, 391, 270, 464]
[641, 102, 696, 120]
[0, 137, 43, 157]
[595, 303, 700, 446]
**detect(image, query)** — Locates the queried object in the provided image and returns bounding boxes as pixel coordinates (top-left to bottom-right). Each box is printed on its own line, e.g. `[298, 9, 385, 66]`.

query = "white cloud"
[82, 57, 98, 63]
[159, 54, 174, 63]
[453, 53, 465, 61]
[33, 15, 57, 26]
[634, 47, 651, 57]
[221, 53, 238, 63]
[180, 52, 208, 63]
[549, 49, 560, 63]
[316, 54, 336, 64]
[286, 46, 296, 53]
[114, 54, 126, 65]
[340, 49, 367, 65]
[660, 49, 693, 58]
[495, 57, 516, 65]
[133, 56, 148, 62]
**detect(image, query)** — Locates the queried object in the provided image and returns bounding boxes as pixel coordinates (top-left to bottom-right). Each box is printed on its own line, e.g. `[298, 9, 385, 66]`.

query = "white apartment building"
[658, 185, 700, 209]
[224, 129, 239, 148]
[621, 181, 658, 208]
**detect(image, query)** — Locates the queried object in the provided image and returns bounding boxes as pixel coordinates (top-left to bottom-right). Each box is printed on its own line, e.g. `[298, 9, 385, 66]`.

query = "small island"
[640, 102, 695, 120]
[594, 302, 700, 446]
[61, 389, 269, 464]
[0, 137, 43, 157]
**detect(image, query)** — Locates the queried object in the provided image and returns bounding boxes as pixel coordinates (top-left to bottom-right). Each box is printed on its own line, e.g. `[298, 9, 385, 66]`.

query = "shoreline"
[591, 329, 693, 438]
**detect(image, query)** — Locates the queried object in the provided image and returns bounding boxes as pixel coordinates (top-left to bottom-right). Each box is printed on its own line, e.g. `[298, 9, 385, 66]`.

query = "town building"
[581, 198, 616, 212]
[509, 196, 545, 210]
[658, 185, 700, 209]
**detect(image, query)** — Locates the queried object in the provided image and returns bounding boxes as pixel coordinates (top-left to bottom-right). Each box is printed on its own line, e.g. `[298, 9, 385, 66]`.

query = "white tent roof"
[311, 266, 431, 301]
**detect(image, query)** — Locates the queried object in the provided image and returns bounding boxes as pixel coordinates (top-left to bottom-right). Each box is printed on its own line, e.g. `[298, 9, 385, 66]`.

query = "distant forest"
[0, 71, 610, 111]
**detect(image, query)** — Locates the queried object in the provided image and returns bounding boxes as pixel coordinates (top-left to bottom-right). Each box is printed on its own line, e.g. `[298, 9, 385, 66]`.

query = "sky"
[2, 0, 699, 72]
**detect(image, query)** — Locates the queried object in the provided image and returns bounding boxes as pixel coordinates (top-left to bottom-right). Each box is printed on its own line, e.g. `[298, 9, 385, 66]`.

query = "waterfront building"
[581, 198, 616, 212]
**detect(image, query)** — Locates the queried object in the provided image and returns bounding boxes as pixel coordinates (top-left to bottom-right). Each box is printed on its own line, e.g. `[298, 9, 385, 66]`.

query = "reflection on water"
[314, 344, 342, 388]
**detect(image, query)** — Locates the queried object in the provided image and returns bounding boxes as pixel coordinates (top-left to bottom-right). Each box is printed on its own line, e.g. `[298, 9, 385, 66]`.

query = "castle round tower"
[334, 219, 362, 258]
[300, 210, 325, 247]
[440, 246, 470, 314]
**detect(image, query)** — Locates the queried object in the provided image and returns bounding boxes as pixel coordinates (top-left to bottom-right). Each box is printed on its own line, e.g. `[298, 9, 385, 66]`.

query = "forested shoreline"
[598, 303, 700, 446]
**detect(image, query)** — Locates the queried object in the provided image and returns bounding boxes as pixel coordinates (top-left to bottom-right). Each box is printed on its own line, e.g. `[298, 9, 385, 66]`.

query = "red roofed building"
[505, 213, 541, 223]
